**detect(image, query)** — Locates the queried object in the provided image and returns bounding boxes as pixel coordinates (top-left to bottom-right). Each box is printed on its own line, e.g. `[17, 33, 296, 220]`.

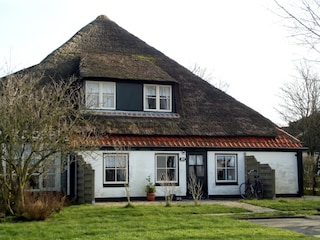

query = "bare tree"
[270, 1, 320, 190]
[277, 63, 320, 196]
[277, 62, 320, 122]
[189, 63, 229, 92]
[187, 174, 203, 206]
[277, 62, 320, 153]
[0, 72, 91, 215]
[113, 142, 132, 207]
[274, 0, 320, 57]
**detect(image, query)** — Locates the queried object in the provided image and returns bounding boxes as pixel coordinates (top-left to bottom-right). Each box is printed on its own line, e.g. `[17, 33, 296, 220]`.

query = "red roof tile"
[78, 129, 302, 149]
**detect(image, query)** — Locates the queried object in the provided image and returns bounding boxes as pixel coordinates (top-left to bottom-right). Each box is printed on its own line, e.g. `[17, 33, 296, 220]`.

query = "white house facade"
[78, 131, 303, 201]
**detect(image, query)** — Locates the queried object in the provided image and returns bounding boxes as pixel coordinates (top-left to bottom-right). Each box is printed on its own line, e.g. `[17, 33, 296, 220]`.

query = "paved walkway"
[96, 199, 277, 212]
[249, 216, 320, 238]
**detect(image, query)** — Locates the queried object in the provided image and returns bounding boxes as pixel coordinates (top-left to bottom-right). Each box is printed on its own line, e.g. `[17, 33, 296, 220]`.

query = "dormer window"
[85, 81, 115, 109]
[144, 84, 172, 112]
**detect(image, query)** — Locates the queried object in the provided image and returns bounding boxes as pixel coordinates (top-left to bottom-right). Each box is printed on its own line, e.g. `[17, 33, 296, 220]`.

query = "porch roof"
[80, 128, 302, 150]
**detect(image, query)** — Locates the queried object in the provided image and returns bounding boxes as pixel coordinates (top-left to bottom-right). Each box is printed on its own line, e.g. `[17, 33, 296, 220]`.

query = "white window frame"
[155, 154, 178, 184]
[103, 153, 128, 185]
[215, 154, 237, 183]
[85, 81, 116, 110]
[144, 84, 172, 112]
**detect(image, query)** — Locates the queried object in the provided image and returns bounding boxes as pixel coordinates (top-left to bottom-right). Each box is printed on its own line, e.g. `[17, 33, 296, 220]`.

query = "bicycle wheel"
[239, 183, 247, 199]
[239, 183, 254, 199]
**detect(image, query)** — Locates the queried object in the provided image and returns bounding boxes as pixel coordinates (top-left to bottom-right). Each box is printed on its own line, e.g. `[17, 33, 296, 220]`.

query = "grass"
[242, 197, 320, 213]
[0, 202, 316, 240]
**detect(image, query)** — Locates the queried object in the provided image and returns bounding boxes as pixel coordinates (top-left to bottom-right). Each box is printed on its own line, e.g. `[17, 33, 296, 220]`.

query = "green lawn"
[242, 197, 320, 213]
[0, 202, 315, 240]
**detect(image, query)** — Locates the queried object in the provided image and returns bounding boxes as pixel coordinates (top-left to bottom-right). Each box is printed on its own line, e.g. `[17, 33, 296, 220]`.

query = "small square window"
[216, 154, 237, 183]
[103, 154, 128, 185]
[86, 81, 115, 110]
[156, 154, 178, 183]
[144, 84, 172, 112]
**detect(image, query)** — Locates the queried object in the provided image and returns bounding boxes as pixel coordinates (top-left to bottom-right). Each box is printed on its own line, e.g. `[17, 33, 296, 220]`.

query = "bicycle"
[239, 169, 264, 199]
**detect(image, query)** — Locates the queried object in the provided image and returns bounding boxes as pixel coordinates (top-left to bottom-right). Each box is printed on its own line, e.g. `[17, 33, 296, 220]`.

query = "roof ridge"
[276, 127, 301, 143]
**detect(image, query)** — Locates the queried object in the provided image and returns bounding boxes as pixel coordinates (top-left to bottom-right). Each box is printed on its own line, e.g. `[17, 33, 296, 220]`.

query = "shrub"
[21, 192, 66, 221]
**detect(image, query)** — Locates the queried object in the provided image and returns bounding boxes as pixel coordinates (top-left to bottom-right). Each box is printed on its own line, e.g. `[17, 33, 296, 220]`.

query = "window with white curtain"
[85, 81, 115, 109]
[103, 153, 128, 185]
[144, 84, 171, 112]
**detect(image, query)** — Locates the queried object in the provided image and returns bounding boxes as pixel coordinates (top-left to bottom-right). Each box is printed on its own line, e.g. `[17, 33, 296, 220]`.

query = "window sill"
[155, 183, 178, 186]
[216, 182, 238, 186]
[85, 110, 180, 118]
[103, 183, 128, 187]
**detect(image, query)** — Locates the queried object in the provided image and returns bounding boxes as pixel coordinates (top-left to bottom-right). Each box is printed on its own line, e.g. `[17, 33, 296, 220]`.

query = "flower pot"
[146, 192, 156, 201]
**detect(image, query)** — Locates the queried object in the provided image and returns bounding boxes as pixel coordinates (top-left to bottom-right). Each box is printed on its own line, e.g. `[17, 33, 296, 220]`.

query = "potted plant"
[145, 176, 156, 201]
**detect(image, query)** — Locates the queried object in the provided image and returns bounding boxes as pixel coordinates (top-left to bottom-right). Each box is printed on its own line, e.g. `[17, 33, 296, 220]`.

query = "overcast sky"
[0, 0, 306, 126]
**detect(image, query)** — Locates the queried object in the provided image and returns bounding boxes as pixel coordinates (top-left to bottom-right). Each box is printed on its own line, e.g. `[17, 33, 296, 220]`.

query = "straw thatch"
[12, 15, 278, 137]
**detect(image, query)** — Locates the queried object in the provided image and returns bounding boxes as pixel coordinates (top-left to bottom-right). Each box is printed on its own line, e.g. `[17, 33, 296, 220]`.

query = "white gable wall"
[207, 151, 298, 196]
[249, 151, 299, 194]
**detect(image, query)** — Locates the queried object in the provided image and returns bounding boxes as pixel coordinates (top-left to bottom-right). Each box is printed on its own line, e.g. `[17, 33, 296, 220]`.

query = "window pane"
[196, 166, 204, 177]
[217, 170, 225, 180]
[159, 86, 170, 110]
[43, 175, 55, 188]
[196, 155, 203, 165]
[157, 156, 166, 167]
[159, 86, 170, 96]
[227, 169, 235, 180]
[29, 175, 40, 189]
[102, 94, 114, 108]
[117, 168, 126, 181]
[157, 169, 166, 181]
[146, 86, 156, 96]
[115, 156, 126, 168]
[102, 83, 115, 108]
[189, 166, 196, 177]
[167, 156, 176, 167]
[226, 156, 235, 167]
[189, 155, 196, 165]
[160, 98, 169, 110]
[217, 159, 225, 168]
[86, 82, 99, 108]
[105, 156, 115, 167]
[102, 83, 114, 93]
[106, 169, 115, 181]
[167, 169, 176, 181]
[146, 98, 156, 109]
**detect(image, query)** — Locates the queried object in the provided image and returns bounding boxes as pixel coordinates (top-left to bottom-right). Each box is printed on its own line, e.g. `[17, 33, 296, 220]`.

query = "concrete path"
[210, 200, 277, 213]
[95, 199, 276, 212]
[248, 216, 320, 238]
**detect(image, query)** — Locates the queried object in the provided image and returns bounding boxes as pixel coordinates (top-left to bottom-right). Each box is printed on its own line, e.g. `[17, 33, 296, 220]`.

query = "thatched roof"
[15, 15, 279, 137]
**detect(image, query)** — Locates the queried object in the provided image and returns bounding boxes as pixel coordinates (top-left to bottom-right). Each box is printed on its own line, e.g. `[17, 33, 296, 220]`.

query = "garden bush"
[21, 192, 66, 221]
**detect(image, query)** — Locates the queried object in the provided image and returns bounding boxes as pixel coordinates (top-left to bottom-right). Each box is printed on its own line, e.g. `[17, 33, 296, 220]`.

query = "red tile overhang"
[77, 129, 302, 150]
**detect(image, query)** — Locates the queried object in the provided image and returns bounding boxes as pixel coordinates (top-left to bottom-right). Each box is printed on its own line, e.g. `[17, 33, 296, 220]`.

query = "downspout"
[297, 150, 304, 197]
[67, 154, 70, 196]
